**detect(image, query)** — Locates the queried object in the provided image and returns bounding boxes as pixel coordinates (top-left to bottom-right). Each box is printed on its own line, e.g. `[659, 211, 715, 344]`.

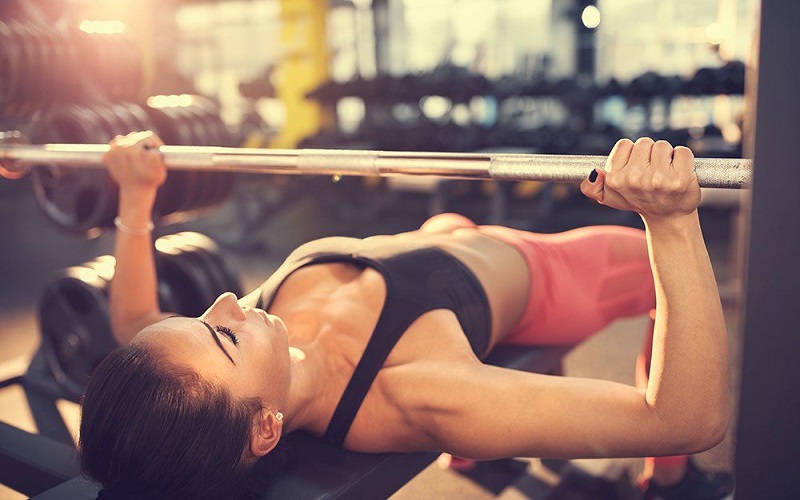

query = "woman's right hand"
[103, 131, 167, 196]
[579, 138, 702, 223]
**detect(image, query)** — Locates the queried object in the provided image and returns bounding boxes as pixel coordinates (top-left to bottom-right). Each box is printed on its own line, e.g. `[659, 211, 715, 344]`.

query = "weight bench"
[3, 344, 571, 499]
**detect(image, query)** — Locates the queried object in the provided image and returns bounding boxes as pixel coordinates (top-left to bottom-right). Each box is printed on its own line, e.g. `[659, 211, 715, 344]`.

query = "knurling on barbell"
[0, 139, 753, 189]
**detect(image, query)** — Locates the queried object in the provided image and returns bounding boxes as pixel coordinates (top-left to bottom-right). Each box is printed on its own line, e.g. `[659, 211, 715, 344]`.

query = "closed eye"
[215, 325, 239, 345]
[199, 321, 235, 364]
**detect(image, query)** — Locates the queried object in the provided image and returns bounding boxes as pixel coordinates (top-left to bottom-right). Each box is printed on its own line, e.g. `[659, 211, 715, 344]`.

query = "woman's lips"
[255, 308, 287, 335]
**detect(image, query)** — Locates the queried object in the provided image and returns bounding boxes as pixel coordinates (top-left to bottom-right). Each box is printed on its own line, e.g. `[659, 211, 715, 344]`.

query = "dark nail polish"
[589, 169, 598, 183]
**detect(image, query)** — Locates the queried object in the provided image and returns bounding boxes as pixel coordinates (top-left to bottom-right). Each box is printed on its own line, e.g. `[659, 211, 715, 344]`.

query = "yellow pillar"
[272, 0, 332, 148]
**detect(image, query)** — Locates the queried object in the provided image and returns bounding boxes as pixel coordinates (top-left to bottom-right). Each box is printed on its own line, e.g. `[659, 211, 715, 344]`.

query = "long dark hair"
[79, 344, 287, 499]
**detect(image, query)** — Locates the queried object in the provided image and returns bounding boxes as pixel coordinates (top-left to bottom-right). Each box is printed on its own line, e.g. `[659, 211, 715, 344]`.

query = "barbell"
[0, 138, 752, 189]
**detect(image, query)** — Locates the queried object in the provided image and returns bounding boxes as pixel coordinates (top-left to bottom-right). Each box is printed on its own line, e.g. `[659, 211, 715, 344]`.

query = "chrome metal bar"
[0, 143, 753, 188]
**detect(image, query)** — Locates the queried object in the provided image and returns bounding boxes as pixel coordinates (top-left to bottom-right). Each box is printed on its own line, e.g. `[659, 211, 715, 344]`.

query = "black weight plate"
[124, 101, 159, 133]
[145, 104, 195, 219]
[177, 232, 243, 297]
[156, 236, 216, 317]
[30, 105, 118, 236]
[157, 277, 182, 313]
[111, 102, 149, 134]
[108, 102, 143, 135]
[173, 246, 219, 311]
[88, 102, 128, 140]
[174, 105, 219, 213]
[39, 24, 62, 105]
[29, 103, 99, 143]
[155, 253, 202, 317]
[102, 34, 125, 99]
[188, 104, 224, 146]
[29, 23, 53, 108]
[143, 103, 192, 144]
[150, 103, 201, 217]
[54, 26, 80, 102]
[81, 103, 127, 228]
[180, 240, 235, 301]
[168, 105, 211, 215]
[193, 105, 239, 207]
[83, 253, 182, 312]
[90, 33, 118, 97]
[38, 266, 115, 400]
[185, 105, 233, 208]
[175, 104, 208, 145]
[192, 95, 230, 146]
[7, 22, 30, 111]
[182, 243, 229, 298]
[50, 26, 71, 104]
[94, 102, 133, 227]
[127, 34, 144, 99]
[0, 22, 23, 111]
[26, 22, 50, 111]
[8, 21, 39, 115]
[153, 171, 185, 220]
[115, 31, 142, 100]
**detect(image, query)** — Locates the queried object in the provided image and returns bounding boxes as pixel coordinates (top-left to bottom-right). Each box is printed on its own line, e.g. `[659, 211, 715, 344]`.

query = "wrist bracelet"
[114, 216, 154, 235]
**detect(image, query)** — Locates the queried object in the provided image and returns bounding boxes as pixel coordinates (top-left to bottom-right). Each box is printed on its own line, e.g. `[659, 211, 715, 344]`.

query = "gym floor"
[0, 181, 741, 499]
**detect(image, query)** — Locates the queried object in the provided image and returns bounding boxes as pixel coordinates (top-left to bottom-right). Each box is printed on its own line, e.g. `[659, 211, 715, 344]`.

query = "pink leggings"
[421, 213, 655, 346]
[422, 213, 687, 468]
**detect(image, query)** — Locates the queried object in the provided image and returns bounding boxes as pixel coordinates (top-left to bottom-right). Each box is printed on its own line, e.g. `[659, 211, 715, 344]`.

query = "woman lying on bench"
[79, 133, 730, 499]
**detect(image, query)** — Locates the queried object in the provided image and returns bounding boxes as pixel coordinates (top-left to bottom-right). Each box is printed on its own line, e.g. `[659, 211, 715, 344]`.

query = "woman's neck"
[282, 343, 331, 433]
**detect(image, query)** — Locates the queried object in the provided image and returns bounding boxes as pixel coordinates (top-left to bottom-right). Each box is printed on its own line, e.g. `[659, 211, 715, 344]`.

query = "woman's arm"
[420, 138, 729, 460]
[585, 138, 730, 448]
[103, 132, 171, 345]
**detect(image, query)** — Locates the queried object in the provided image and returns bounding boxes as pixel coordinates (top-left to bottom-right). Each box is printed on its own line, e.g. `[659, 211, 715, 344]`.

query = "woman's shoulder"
[285, 236, 364, 262]
[251, 236, 367, 310]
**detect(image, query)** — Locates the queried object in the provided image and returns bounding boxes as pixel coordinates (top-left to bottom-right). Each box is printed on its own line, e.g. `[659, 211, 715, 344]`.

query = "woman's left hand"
[579, 138, 702, 224]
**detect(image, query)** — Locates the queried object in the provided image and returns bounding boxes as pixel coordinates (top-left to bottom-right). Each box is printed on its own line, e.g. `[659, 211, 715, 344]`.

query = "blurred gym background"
[0, 0, 759, 498]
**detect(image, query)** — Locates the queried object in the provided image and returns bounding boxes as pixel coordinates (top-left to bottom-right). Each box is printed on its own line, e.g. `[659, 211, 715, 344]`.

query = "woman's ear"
[249, 409, 283, 457]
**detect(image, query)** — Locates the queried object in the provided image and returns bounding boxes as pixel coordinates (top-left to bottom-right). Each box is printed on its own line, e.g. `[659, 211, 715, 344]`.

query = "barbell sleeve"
[0, 143, 753, 189]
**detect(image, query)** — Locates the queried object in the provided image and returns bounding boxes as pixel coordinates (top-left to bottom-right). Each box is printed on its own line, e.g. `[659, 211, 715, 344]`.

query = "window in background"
[174, 0, 283, 127]
[399, 0, 551, 78]
[596, 0, 758, 133]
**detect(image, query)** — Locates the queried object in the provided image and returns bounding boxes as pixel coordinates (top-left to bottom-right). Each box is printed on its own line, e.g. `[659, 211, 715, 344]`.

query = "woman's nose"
[204, 292, 246, 321]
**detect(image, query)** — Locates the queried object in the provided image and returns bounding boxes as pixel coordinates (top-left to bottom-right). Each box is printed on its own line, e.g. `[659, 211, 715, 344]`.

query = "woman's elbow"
[701, 395, 731, 449]
[698, 411, 729, 451]
[670, 411, 729, 455]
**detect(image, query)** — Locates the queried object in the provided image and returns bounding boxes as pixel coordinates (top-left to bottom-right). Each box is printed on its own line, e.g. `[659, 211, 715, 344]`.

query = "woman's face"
[133, 293, 291, 408]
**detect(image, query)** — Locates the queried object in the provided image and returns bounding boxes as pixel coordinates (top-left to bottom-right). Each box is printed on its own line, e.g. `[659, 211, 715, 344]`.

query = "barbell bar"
[0, 141, 752, 189]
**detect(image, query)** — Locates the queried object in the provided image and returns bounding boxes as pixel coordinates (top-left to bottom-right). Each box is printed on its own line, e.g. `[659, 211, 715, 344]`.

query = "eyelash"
[215, 325, 239, 345]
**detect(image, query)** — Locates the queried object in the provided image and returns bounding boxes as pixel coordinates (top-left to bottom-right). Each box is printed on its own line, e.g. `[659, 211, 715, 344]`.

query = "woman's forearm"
[109, 189, 162, 345]
[643, 212, 730, 447]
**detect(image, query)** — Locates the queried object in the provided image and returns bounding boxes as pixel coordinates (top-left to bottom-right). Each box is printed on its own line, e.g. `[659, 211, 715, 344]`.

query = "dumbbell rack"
[302, 65, 745, 156]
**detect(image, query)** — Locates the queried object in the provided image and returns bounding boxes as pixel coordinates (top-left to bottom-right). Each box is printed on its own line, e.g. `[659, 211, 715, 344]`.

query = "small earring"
[275, 412, 284, 421]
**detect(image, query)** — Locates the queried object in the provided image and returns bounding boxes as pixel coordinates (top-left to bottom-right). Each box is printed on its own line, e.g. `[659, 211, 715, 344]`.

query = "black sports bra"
[256, 237, 491, 445]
